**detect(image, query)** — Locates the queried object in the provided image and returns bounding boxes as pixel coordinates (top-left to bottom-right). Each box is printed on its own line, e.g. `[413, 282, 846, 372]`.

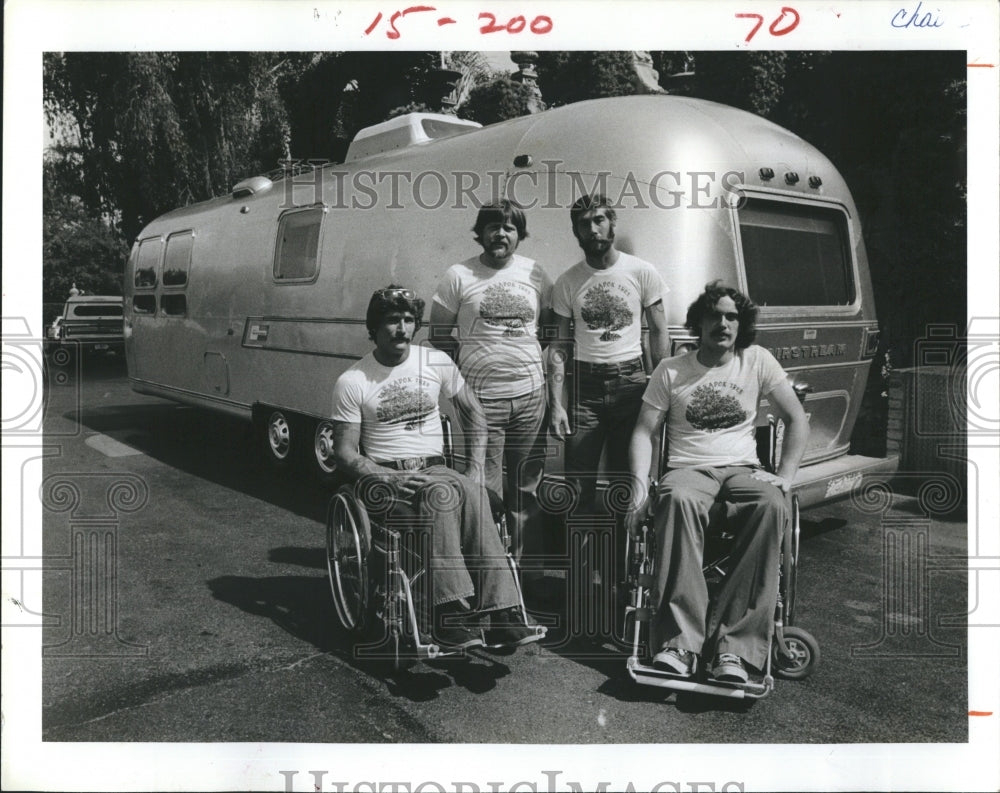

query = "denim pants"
[480, 386, 548, 563]
[648, 466, 786, 670]
[566, 362, 648, 511]
[358, 466, 521, 610]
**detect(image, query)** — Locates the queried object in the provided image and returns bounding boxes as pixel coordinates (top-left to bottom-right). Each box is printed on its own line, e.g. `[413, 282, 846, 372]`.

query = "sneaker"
[484, 607, 546, 647]
[432, 602, 485, 650]
[651, 647, 697, 677]
[710, 653, 748, 684]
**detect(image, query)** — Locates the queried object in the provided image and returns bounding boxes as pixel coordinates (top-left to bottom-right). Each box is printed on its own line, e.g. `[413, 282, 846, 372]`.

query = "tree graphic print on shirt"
[685, 383, 747, 431]
[376, 380, 435, 430]
[479, 282, 533, 337]
[580, 282, 632, 341]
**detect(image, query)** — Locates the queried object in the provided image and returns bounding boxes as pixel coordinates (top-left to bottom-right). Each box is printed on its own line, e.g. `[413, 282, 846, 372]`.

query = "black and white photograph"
[3, 1, 998, 791]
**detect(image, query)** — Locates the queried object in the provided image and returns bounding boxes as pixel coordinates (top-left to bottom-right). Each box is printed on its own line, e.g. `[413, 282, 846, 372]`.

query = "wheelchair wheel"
[773, 625, 820, 680]
[326, 488, 372, 632]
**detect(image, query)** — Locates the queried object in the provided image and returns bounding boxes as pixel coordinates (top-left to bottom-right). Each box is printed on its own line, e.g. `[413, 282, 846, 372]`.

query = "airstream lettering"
[125, 96, 897, 506]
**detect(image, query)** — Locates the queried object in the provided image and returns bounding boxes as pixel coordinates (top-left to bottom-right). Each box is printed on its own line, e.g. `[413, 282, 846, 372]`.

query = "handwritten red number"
[529, 15, 553, 33]
[507, 14, 526, 33]
[768, 6, 800, 36]
[478, 11, 505, 33]
[736, 12, 765, 42]
[364, 12, 383, 35]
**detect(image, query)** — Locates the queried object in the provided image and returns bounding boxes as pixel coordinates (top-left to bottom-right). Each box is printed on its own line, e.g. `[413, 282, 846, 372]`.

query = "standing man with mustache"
[429, 200, 553, 566]
[548, 194, 671, 602]
[623, 282, 808, 684]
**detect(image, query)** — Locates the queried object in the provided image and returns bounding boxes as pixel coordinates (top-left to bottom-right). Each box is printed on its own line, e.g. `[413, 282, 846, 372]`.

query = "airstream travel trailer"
[124, 95, 896, 506]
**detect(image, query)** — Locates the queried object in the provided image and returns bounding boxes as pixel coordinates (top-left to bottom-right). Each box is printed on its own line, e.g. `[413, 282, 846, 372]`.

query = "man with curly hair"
[624, 282, 808, 684]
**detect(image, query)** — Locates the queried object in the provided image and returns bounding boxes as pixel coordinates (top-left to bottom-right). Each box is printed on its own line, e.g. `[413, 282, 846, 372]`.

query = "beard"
[577, 227, 615, 256]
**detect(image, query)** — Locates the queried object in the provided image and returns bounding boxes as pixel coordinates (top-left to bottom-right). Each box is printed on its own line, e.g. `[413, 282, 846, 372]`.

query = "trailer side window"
[134, 238, 161, 289]
[738, 199, 855, 306]
[274, 207, 323, 282]
[163, 231, 194, 287]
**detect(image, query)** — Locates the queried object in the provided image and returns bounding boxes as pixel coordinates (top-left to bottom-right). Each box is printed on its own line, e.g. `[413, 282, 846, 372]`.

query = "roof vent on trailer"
[345, 113, 482, 162]
[231, 175, 273, 199]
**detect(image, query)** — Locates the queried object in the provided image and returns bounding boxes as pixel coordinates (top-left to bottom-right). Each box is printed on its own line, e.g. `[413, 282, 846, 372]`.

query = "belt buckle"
[399, 457, 424, 471]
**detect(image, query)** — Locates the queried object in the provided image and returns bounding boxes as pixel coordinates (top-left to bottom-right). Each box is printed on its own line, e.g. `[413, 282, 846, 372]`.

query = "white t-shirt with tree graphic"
[432, 253, 552, 399]
[642, 346, 788, 468]
[551, 252, 667, 364]
[330, 345, 463, 463]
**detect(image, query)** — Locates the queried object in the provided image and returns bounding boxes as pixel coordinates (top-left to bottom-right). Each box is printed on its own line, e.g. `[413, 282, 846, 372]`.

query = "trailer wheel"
[313, 419, 339, 483]
[259, 408, 297, 469]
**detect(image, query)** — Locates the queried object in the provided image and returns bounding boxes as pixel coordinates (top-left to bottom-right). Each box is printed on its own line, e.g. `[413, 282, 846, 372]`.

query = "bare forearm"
[647, 326, 670, 369]
[776, 418, 808, 482]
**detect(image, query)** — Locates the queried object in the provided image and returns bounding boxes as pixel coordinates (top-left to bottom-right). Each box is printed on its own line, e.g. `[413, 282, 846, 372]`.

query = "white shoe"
[710, 653, 748, 684]
[651, 647, 697, 677]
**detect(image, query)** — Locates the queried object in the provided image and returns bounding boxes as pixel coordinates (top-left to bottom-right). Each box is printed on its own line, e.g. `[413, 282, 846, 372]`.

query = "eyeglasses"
[373, 287, 415, 301]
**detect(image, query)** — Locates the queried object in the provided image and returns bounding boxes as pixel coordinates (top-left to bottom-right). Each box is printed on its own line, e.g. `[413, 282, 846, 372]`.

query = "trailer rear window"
[135, 238, 161, 289]
[274, 207, 323, 282]
[163, 231, 193, 287]
[738, 199, 854, 306]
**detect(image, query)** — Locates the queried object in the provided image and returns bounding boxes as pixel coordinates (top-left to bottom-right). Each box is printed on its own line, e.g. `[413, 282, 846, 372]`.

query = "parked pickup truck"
[48, 295, 125, 355]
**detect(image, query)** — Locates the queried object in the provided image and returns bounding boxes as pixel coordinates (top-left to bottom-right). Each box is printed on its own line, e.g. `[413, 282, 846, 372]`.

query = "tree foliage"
[461, 78, 539, 126]
[43, 150, 129, 318]
[44, 52, 297, 241]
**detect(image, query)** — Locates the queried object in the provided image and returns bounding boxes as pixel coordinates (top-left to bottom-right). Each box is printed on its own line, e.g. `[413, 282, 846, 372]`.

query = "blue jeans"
[566, 360, 648, 511]
[480, 386, 548, 563]
[357, 466, 521, 610]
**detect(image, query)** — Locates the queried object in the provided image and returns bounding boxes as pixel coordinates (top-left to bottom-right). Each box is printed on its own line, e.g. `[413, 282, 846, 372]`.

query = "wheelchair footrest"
[626, 656, 773, 699]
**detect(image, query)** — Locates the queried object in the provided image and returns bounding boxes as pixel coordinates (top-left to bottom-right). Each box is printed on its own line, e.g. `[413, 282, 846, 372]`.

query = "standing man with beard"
[429, 200, 553, 566]
[548, 194, 671, 593]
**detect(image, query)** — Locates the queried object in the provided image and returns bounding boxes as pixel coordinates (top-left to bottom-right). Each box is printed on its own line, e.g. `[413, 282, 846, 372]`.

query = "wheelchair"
[325, 416, 542, 670]
[624, 415, 820, 699]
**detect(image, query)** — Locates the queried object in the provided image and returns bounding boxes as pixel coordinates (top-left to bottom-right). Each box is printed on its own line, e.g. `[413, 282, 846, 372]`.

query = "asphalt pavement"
[38, 354, 969, 746]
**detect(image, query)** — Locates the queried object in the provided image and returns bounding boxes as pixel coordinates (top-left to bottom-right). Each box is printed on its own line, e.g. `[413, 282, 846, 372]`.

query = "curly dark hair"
[685, 281, 758, 349]
[569, 193, 617, 233]
[365, 285, 425, 341]
[472, 199, 529, 243]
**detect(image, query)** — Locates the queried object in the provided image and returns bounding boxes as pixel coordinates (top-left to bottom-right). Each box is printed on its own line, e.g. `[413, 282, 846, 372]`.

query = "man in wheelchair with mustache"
[329, 286, 544, 651]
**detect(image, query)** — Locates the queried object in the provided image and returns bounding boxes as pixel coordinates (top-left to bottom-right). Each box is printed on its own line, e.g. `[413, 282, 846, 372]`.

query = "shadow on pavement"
[207, 563, 516, 703]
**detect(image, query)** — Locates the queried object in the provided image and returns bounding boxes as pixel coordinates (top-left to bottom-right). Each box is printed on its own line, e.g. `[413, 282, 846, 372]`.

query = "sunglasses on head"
[374, 287, 415, 301]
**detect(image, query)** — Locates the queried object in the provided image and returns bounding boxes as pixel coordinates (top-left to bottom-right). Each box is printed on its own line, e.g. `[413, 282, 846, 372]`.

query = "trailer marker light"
[809, 176, 823, 188]
[784, 172, 800, 185]
[513, 154, 533, 168]
[759, 167, 774, 180]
